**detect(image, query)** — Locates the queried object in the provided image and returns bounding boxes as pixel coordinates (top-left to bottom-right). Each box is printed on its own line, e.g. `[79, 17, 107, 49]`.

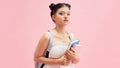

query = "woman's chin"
[63, 21, 69, 25]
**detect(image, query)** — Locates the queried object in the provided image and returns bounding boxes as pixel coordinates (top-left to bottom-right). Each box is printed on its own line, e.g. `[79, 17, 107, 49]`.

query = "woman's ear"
[52, 15, 56, 21]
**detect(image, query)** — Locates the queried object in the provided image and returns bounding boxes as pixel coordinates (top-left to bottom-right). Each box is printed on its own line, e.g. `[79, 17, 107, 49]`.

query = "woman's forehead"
[57, 6, 70, 12]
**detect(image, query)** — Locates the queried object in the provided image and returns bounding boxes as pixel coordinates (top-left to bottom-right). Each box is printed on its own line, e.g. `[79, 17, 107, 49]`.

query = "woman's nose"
[64, 17, 68, 20]
[64, 14, 69, 18]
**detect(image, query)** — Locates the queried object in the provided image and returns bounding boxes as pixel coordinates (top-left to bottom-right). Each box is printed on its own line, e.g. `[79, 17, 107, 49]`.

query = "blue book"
[68, 40, 80, 49]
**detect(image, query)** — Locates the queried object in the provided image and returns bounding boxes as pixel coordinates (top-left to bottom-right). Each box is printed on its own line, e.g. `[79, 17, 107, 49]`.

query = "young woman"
[34, 3, 80, 68]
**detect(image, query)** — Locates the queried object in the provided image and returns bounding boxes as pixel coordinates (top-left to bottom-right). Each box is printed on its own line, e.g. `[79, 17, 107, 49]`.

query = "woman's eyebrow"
[59, 11, 70, 13]
[59, 11, 65, 13]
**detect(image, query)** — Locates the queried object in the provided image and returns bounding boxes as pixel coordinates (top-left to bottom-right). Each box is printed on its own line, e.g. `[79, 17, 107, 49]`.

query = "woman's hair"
[49, 3, 71, 17]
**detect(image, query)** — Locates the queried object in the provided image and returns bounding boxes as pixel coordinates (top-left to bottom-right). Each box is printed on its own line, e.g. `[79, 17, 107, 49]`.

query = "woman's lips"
[64, 20, 68, 22]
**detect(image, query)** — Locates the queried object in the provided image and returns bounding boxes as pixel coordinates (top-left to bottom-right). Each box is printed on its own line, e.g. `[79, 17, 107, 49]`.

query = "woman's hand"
[65, 48, 80, 64]
[57, 55, 71, 66]
[65, 48, 76, 60]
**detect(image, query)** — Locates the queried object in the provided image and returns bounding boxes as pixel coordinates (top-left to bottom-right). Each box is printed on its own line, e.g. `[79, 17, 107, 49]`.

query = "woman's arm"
[34, 33, 70, 65]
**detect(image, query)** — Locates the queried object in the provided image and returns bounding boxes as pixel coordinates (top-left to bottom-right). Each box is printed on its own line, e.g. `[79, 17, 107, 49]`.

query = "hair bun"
[49, 3, 55, 10]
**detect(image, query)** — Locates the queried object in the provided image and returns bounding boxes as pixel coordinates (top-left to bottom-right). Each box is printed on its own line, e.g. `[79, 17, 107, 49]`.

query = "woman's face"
[52, 6, 70, 26]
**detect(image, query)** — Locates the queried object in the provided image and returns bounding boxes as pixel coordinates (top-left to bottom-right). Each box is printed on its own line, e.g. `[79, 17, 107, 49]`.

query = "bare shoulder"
[41, 32, 50, 40]
[37, 32, 50, 47]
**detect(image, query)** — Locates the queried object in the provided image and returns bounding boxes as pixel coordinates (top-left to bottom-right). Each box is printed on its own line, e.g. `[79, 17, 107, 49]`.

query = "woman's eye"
[59, 12, 70, 16]
[59, 12, 65, 15]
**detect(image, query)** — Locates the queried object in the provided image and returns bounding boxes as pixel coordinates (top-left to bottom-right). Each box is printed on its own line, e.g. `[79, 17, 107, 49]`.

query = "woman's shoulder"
[41, 29, 54, 40]
[40, 32, 50, 41]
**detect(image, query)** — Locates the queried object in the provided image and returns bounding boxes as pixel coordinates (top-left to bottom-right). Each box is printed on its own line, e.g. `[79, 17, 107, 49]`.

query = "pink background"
[0, 0, 120, 68]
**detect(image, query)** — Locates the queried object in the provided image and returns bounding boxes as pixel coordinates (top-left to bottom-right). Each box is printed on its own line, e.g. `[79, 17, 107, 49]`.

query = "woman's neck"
[54, 26, 67, 34]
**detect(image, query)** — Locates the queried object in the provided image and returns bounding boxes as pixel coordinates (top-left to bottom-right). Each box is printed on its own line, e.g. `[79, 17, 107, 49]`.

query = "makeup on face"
[58, 11, 70, 16]
[57, 11, 70, 22]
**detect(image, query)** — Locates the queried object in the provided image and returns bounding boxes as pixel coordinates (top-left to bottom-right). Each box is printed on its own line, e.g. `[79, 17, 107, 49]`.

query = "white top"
[43, 30, 74, 68]
[44, 43, 74, 68]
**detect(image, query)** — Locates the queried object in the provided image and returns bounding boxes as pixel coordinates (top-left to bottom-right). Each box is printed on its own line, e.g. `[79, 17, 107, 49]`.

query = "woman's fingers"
[66, 49, 75, 55]
[63, 57, 70, 66]
[65, 49, 76, 60]
[58, 55, 71, 66]
[70, 48, 75, 52]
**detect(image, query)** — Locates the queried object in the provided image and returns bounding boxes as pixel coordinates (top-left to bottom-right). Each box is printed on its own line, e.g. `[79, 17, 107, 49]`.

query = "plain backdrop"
[0, 0, 120, 68]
